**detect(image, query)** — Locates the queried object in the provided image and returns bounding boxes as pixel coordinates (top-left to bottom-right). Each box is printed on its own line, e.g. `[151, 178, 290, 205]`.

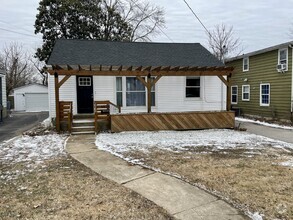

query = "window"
[126, 77, 146, 106]
[243, 57, 249, 72]
[116, 77, 122, 107]
[150, 77, 156, 106]
[78, 77, 91, 86]
[186, 77, 200, 98]
[260, 84, 270, 106]
[231, 86, 238, 104]
[278, 48, 288, 70]
[242, 85, 250, 101]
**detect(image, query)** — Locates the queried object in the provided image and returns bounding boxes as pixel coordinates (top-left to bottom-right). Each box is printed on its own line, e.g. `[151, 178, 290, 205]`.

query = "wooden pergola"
[47, 64, 234, 131]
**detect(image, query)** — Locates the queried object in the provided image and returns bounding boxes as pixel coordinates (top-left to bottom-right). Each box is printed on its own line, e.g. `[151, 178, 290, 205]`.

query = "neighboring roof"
[227, 40, 293, 62]
[13, 83, 48, 91]
[47, 39, 224, 67]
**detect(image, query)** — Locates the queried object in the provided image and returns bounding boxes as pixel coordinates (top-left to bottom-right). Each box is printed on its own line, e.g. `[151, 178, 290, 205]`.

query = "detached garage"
[14, 84, 48, 112]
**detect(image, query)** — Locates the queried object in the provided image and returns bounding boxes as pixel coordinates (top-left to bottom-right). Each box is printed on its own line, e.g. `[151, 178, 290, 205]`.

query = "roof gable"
[47, 39, 223, 67]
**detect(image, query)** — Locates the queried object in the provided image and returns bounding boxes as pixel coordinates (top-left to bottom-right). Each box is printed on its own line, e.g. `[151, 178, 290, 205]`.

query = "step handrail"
[94, 100, 121, 133]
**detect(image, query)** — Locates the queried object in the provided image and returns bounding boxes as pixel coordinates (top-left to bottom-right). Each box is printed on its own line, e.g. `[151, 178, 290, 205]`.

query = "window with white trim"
[243, 57, 249, 72]
[260, 84, 270, 106]
[78, 77, 91, 86]
[242, 85, 250, 101]
[116, 77, 123, 107]
[186, 77, 200, 98]
[150, 77, 156, 106]
[278, 48, 288, 70]
[126, 77, 146, 106]
[231, 86, 238, 104]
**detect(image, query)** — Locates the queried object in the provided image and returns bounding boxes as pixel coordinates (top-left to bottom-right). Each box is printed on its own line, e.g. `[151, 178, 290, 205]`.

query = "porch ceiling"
[47, 65, 234, 76]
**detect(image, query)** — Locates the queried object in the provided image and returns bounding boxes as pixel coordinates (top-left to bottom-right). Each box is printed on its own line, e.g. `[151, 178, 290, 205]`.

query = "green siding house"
[227, 41, 293, 122]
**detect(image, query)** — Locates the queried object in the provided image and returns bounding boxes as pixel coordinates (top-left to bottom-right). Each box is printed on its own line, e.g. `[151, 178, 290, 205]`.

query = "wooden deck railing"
[94, 101, 121, 132]
[59, 101, 73, 132]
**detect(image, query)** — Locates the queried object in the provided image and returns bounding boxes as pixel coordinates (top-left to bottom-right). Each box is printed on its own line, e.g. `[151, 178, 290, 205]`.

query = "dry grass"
[122, 146, 293, 219]
[0, 156, 173, 220]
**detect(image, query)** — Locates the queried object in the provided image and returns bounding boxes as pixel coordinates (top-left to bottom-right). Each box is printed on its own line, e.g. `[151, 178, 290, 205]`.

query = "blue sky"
[0, 0, 292, 56]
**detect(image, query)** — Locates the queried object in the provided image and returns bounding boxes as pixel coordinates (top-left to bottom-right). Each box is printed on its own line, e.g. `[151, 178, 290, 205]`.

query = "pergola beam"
[47, 69, 232, 76]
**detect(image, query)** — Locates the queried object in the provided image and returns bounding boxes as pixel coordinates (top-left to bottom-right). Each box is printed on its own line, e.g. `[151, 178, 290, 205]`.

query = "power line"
[181, 0, 214, 40]
[0, 20, 34, 35]
[0, 27, 40, 38]
[126, 0, 174, 42]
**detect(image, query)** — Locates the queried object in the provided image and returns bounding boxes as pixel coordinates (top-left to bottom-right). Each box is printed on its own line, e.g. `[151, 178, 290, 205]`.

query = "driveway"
[0, 111, 49, 142]
[236, 120, 293, 144]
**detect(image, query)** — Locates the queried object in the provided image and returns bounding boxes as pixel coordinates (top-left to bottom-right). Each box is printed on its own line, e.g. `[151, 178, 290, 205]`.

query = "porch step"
[71, 131, 95, 135]
[72, 126, 95, 132]
[73, 114, 94, 120]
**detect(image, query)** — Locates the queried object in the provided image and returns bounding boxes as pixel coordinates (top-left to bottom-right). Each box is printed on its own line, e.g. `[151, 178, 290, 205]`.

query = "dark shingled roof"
[47, 39, 224, 67]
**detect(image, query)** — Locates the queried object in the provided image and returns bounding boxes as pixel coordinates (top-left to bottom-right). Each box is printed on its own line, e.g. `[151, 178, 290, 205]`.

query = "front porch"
[59, 100, 235, 134]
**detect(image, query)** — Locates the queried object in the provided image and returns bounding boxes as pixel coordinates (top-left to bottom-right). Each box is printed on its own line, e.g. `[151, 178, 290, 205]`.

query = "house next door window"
[76, 76, 93, 113]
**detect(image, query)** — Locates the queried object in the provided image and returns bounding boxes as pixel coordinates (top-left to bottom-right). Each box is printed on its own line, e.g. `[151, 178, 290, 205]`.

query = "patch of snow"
[41, 117, 52, 128]
[236, 117, 293, 130]
[96, 130, 293, 156]
[279, 160, 293, 167]
[248, 211, 263, 220]
[0, 134, 67, 165]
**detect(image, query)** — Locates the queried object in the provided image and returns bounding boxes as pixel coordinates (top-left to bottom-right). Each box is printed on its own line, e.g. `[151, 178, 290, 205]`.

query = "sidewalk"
[66, 135, 247, 220]
[236, 120, 293, 144]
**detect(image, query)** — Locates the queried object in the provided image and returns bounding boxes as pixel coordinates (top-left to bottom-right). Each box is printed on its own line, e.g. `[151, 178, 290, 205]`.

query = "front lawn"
[96, 129, 293, 220]
[0, 134, 173, 219]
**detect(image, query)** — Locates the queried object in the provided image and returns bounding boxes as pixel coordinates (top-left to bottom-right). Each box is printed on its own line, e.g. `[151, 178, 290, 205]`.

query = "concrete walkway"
[66, 135, 247, 220]
[236, 120, 293, 144]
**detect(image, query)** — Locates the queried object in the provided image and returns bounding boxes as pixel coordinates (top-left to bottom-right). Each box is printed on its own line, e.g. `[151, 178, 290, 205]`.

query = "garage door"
[25, 93, 49, 112]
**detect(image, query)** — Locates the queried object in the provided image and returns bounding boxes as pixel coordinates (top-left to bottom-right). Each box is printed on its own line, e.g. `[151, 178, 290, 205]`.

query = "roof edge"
[227, 40, 293, 62]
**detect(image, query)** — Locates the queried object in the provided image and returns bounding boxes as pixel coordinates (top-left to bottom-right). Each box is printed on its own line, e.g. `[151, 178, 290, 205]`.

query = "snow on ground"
[236, 117, 293, 130]
[95, 129, 293, 167]
[41, 117, 52, 128]
[96, 129, 293, 153]
[0, 134, 67, 165]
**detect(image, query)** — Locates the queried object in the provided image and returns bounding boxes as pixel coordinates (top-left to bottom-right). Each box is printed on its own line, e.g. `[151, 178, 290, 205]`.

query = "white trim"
[243, 57, 249, 72]
[260, 83, 270, 106]
[231, 85, 238, 104]
[242, 85, 250, 101]
[278, 48, 288, 71]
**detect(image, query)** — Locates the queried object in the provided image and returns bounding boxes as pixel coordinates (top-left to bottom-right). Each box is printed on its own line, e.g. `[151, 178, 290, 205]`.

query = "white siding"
[48, 75, 227, 118]
[1, 74, 6, 108]
[93, 76, 115, 102]
[48, 75, 77, 118]
[13, 84, 48, 94]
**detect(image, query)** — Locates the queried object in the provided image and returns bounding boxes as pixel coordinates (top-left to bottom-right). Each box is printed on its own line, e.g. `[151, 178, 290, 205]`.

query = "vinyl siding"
[229, 48, 292, 120]
[1, 74, 6, 108]
[48, 75, 226, 118]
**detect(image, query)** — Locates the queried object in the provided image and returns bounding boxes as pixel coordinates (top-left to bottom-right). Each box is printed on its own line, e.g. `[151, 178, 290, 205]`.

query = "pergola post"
[54, 72, 60, 132]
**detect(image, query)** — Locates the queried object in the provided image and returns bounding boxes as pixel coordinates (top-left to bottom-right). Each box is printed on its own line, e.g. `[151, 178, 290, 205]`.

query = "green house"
[227, 41, 293, 122]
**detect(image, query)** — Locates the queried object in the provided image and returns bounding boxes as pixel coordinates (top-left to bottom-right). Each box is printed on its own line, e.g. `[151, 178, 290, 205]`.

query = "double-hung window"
[126, 77, 146, 106]
[231, 86, 238, 104]
[278, 48, 288, 70]
[243, 57, 249, 72]
[242, 85, 250, 101]
[186, 77, 200, 98]
[260, 83, 270, 106]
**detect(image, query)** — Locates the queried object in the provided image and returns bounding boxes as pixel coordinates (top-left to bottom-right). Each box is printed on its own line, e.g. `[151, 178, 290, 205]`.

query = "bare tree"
[30, 58, 48, 86]
[0, 43, 35, 96]
[113, 0, 166, 41]
[207, 23, 242, 63]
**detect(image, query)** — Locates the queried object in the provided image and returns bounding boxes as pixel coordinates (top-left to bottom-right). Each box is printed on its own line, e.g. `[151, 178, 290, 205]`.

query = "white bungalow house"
[46, 39, 234, 133]
[0, 69, 7, 119]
